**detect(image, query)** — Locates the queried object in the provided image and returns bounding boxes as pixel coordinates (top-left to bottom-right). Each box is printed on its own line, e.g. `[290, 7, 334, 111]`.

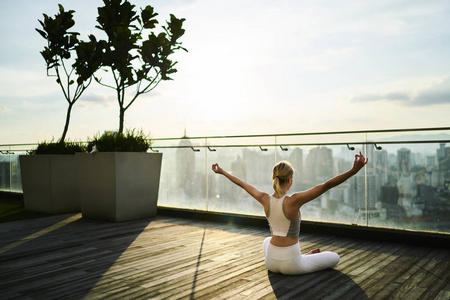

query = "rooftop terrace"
[0, 210, 449, 300]
[1, 127, 450, 299]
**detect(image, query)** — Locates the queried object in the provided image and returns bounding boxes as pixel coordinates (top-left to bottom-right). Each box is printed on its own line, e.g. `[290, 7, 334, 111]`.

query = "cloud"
[351, 77, 450, 106]
[351, 94, 384, 102]
[77, 89, 162, 108]
[351, 92, 410, 103]
[413, 77, 450, 106]
[78, 92, 114, 108]
[385, 92, 410, 101]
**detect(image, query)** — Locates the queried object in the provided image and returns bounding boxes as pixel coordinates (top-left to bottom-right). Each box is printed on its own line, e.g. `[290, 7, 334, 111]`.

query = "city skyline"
[1, 131, 448, 231]
[1, 0, 450, 144]
[153, 136, 450, 231]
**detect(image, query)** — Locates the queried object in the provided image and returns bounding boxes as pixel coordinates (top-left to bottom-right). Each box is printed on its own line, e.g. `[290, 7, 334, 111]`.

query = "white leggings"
[263, 237, 340, 275]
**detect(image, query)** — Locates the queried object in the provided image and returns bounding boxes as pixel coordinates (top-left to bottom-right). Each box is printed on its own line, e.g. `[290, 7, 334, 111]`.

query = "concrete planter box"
[19, 155, 80, 213]
[76, 152, 162, 222]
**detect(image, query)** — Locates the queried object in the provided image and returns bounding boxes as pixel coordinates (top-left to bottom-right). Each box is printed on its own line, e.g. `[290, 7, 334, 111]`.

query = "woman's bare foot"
[305, 248, 321, 255]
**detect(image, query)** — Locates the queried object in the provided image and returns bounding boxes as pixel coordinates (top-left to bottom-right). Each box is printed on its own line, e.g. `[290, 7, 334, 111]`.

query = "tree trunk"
[118, 106, 125, 134]
[60, 102, 73, 143]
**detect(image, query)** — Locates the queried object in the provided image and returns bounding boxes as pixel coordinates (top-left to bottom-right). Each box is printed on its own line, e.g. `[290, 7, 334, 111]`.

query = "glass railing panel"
[156, 144, 208, 211]
[0, 154, 12, 192]
[206, 146, 275, 216]
[153, 137, 206, 210]
[10, 154, 23, 192]
[205, 143, 370, 225]
[366, 142, 450, 233]
[286, 144, 367, 225]
[0, 152, 25, 193]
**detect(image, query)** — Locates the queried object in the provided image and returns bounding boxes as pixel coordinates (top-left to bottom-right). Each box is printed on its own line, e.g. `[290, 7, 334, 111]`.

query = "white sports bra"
[266, 195, 301, 237]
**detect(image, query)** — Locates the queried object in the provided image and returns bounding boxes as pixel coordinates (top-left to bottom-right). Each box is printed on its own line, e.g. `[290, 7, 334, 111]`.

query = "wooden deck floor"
[0, 213, 449, 300]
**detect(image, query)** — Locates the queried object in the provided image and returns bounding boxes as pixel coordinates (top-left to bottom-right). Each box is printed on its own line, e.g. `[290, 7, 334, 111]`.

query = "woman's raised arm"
[212, 163, 269, 205]
[288, 151, 368, 209]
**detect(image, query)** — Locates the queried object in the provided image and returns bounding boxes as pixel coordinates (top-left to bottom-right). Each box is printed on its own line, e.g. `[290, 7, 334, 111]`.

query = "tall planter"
[76, 152, 162, 222]
[19, 155, 80, 213]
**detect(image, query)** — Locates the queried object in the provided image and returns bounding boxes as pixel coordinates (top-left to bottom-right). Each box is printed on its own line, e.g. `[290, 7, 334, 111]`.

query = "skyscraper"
[304, 147, 334, 183]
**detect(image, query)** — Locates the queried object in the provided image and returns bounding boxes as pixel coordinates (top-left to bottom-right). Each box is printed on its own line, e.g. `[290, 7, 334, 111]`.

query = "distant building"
[397, 148, 411, 173]
[348, 173, 377, 211]
[176, 136, 196, 196]
[436, 143, 450, 188]
[426, 155, 436, 170]
[289, 148, 303, 181]
[242, 148, 273, 186]
[230, 155, 246, 198]
[397, 147, 422, 217]
[304, 147, 333, 183]
[373, 149, 389, 185]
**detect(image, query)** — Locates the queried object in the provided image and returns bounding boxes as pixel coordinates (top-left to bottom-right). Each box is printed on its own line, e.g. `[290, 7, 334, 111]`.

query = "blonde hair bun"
[272, 161, 294, 197]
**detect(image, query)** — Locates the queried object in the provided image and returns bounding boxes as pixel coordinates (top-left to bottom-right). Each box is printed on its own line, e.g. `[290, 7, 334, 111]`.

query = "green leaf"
[93, 0, 187, 132]
[35, 28, 47, 39]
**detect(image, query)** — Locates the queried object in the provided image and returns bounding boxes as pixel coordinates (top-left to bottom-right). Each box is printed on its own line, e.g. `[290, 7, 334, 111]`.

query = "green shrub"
[31, 140, 86, 155]
[87, 129, 151, 152]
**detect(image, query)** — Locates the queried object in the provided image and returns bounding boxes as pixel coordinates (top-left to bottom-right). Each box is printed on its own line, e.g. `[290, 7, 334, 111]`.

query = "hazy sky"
[1, 0, 450, 143]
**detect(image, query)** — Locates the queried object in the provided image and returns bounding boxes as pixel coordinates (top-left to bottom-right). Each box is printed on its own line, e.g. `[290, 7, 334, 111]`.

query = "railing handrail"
[152, 126, 450, 141]
[149, 139, 450, 150]
[1, 126, 449, 149]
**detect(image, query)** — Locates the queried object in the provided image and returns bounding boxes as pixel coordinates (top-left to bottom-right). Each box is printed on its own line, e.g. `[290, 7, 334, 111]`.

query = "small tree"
[36, 4, 102, 143]
[95, 0, 187, 134]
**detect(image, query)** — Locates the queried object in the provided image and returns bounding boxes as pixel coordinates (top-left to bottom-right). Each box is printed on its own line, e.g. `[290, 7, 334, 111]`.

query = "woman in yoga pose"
[212, 151, 368, 275]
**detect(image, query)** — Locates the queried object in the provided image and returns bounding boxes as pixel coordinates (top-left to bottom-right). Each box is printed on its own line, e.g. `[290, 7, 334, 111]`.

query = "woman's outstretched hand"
[352, 151, 368, 173]
[212, 163, 224, 174]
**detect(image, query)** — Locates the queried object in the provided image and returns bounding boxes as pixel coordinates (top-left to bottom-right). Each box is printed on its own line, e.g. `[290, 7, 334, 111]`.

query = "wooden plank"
[387, 248, 443, 299]
[418, 256, 450, 300]
[350, 246, 449, 300]
[433, 283, 450, 300]
[141, 240, 265, 298]
[347, 245, 412, 298]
